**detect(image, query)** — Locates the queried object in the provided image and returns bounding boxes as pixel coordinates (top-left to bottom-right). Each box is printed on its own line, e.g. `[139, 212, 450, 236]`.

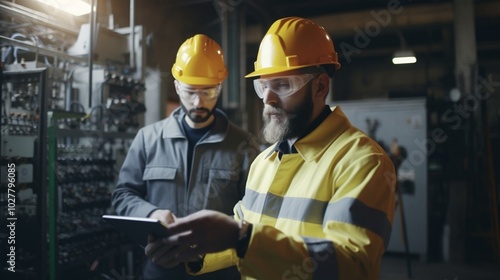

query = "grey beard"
[261, 84, 314, 144]
[262, 116, 290, 144]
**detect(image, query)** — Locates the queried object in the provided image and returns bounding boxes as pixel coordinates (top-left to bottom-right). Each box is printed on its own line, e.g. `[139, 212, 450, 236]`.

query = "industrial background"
[1, 0, 499, 279]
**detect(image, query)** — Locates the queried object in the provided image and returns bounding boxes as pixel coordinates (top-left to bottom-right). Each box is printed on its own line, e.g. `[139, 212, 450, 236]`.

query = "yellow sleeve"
[187, 249, 238, 275]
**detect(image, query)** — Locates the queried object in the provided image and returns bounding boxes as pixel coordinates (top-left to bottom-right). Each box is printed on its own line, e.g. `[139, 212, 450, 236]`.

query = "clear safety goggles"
[175, 81, 222, 102]
[252, 73, 317, 99]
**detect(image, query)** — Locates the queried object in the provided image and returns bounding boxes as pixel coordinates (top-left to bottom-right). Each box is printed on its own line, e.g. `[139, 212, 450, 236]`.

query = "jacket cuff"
[187, 249, 237, 275]
[132, 203, 161, 218]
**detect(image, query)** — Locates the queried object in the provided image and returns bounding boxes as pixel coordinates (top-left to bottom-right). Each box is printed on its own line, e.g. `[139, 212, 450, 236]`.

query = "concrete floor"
[380, 255, 500, 280]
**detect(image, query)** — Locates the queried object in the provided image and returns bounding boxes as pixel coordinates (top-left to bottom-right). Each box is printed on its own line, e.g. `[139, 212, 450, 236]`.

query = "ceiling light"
[392, 31, 417, 65]
[392, 50, 417, 64]
[38, 0, 92, 17]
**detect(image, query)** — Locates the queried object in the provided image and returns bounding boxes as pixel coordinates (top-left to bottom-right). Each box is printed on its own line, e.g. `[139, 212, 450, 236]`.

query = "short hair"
[299, 65, 335, 77]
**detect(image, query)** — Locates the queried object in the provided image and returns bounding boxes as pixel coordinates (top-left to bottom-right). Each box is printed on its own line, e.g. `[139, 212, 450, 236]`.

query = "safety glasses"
[252, 73, 316, 99]
[175, 80, 221, 102]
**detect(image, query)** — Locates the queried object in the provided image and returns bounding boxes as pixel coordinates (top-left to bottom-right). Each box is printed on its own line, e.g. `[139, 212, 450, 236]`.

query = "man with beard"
[145, 17, 396, 280]
[111, 34, 259, 280]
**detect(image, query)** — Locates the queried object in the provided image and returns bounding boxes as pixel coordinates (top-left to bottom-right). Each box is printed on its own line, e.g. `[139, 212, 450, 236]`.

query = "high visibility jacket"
[196, 106, 396, 280]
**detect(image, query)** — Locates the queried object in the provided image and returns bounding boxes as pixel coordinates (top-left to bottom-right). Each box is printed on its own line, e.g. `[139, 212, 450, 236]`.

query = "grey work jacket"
[112, 107, 259, 218]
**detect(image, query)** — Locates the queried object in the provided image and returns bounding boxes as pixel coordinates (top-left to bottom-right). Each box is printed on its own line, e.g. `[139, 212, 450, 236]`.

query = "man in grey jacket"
[112, 34, 259, 280]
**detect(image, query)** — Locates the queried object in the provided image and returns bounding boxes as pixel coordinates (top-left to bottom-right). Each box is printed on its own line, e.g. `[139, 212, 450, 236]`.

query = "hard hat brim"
[245, 63, 340, 78]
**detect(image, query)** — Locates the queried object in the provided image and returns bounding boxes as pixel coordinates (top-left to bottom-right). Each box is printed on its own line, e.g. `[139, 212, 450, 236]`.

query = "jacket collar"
[162, 107, 229, 143]
[265, 106, 351, 162]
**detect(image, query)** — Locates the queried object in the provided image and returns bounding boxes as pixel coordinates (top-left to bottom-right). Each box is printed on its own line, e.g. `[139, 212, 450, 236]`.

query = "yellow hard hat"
[172, 34, 228, 85]
[245, 17, 341, 78]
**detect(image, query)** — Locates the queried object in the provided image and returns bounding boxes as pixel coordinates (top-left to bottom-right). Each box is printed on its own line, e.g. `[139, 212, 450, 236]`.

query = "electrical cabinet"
[1, 65, 146, 280]
[1, 66, 51, 279]
[1, 1, 151, 278]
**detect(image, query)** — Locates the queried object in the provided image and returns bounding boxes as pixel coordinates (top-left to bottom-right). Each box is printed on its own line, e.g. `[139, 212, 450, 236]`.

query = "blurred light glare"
[38, 0, 92, 16]
[392, 50, 417, 65]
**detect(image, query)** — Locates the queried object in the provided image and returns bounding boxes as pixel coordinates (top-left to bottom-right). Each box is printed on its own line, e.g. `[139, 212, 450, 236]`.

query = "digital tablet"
[102, 215, 169, 248]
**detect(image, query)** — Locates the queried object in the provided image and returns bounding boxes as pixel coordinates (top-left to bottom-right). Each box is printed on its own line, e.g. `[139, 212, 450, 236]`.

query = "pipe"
[0, 0, 80, 35]
[107, 0, 114, 29]
[0, 36, 86, 63]
[88, 0, 97, 108]
[130, 0, 136, 71]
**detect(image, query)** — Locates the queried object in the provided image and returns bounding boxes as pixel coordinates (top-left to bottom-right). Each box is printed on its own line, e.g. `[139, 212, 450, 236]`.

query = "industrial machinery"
[0, 1, 148, 279]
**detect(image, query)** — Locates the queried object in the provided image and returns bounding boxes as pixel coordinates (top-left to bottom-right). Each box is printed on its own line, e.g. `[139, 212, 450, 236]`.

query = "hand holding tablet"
[102, 215, 169, 248]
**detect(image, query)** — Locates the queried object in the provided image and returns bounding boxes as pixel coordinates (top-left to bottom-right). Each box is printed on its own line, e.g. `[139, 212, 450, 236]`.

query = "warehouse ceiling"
[2, 0, 499, 67]
[244, 0, 454, 25]
[166, 0, 500, 64]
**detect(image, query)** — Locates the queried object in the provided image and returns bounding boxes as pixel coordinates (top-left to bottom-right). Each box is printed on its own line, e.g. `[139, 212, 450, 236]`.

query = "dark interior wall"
[478, 61, 500, 134]
[332, 56, 450, 100]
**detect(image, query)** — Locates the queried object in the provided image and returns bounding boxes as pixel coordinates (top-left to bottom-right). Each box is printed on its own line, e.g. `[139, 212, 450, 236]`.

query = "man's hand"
[149, 209, 176, 226]
[147, 209, 239, 267]
[145, 209, 182, 268]
[145, 234, 189, 268]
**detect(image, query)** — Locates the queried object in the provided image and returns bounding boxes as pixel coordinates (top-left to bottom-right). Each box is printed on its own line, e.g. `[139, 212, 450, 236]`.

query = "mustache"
[263, 105, 298, 119]
[188, 107, 210, 114]
[263, 106, 284, 116]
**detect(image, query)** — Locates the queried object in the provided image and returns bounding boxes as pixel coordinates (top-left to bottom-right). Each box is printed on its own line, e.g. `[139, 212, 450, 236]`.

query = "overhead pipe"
[129, 0, 136, 72]
[0, 36, 86, 63]
[88, 0, 96, 108]
[0, 0, 80, 35]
